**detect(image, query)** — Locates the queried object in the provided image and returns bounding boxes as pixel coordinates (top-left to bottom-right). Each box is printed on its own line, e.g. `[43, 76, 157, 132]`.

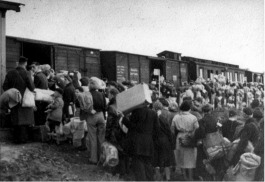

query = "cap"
[229, 110, 237, 117]
[243, 107, 253, 116]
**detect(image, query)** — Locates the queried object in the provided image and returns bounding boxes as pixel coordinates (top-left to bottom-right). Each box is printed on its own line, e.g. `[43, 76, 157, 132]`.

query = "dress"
[171, 111, 199, 168]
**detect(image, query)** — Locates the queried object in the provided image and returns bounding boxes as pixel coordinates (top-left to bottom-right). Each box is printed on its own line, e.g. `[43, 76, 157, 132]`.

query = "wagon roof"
[7, 35, 100, 51]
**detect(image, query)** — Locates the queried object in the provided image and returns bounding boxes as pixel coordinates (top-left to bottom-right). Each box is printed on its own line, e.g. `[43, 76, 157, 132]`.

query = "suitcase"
[116, 83, 152, 113]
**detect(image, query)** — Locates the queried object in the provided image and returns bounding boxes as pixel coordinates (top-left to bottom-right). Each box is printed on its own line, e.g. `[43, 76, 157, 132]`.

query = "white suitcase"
[116, 83, 152, 113]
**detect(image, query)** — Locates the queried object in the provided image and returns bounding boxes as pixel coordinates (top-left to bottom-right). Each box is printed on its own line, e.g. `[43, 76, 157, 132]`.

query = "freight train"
[5, 36, 264, 87]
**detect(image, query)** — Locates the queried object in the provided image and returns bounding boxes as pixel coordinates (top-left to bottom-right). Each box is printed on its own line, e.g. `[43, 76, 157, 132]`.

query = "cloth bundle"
[90, 77, 106, 90]
[63, 117, 87, 139]
[22, 88, 35, 107]
[203, 131, 231, 160]
[1, 88, 22, 108]
[224, 152, 261, 181]
[101, 141, 119, 167]
[35, 89, 54, 103]
[195, 77, 205, 84]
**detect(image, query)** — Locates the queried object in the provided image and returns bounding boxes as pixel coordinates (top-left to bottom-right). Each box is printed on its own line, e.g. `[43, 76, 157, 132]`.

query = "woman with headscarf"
[171, 101, 199, 181]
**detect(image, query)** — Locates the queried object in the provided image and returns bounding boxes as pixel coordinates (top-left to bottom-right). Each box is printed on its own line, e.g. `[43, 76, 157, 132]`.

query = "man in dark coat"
[3, 56, 35, 143]
[62, 76, 76, 121]
[33, 62, 49, 125]
[122, 106, 160, 181]
[194, 104, 225, 181]
[221, 110, 242, 142]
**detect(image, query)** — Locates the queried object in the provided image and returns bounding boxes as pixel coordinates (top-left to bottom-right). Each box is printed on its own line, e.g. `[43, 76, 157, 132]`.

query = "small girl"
[45, 88, 64, 133]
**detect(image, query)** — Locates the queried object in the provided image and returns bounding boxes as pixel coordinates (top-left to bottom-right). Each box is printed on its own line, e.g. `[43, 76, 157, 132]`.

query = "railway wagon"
[6, 36, 101, 78]
[182, 56, 245, 83]
[100, 50, 189, 87]
[245, 70, 264, 83]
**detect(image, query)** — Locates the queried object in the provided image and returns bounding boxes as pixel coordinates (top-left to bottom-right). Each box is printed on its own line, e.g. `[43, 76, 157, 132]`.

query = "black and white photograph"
[0, 0, 264, 181]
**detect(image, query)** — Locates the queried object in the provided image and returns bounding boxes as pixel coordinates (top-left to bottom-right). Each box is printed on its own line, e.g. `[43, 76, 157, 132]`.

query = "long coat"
[123, 107, 160, 158]
[3, 66, 35, 126]
[171, 111, 199, 168]
[63, 83, 76, 118]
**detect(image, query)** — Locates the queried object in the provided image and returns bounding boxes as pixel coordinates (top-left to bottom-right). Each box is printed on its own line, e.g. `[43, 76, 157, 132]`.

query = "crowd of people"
[0, 56, 264, 181]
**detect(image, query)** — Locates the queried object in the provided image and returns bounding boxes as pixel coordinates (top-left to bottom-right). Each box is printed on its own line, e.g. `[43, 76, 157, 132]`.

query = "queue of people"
[0, 56, 264, 181]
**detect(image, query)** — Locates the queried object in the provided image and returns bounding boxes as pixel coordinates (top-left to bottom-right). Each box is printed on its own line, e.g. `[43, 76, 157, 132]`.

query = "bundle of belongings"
[63, 117, 88, 147]
[203, 131, 231, 161]
[35, 88, 54, 103]
[223, 152, 261, 181]
[90, 77, 106, 90]
[100, 141, 119, 167]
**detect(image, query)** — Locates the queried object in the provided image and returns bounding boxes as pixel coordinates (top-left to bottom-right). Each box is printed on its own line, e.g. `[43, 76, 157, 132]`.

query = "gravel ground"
[0, 141, 185, 181]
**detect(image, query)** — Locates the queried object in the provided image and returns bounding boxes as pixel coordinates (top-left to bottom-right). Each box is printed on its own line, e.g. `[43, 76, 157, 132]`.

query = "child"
[45, 88, 64, 133]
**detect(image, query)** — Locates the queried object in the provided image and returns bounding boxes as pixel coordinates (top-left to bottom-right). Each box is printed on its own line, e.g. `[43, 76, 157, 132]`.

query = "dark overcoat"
[123, 107, 160, 158]
[34, 72, 48, 89]
[3, 66, 35, 126]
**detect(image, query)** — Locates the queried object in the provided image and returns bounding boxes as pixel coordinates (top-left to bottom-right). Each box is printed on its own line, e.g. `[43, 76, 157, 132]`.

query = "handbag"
[22, 88, 35, 107]
[179, 133, 196, 148]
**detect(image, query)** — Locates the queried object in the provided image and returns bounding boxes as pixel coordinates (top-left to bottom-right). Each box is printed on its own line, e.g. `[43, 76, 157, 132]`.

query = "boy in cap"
[221, 110, 242, 142]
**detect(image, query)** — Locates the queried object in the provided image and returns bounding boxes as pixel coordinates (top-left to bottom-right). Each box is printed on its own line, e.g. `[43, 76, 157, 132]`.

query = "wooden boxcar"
[100, 51, 150, 84]
[6, 36, 101, 77]
[245, 70, 264, 83]
[183, 56, 245, 83]
[100, 51, 189, 87]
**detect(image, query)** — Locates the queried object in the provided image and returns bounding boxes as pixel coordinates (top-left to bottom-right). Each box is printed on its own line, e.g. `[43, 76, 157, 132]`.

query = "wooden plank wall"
[139, 56, 149, 83]
[165, 61, 180, 87]
[6, 38, 20, 72]
[116, 53, 129, 82]
[54, 45, 101, 78]
[84, 50, 101, 78]
[128, 54, 140, 83]
[180, 62, 188, 84]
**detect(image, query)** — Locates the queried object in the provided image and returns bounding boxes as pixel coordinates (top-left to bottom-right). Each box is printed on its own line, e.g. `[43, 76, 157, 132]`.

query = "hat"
[180, 101, 191, 111]
[202, 104, 213, 113]
[54, 88, 63, 95]
[243, 107, 253, 116]
[229, 110, 237, 117]
[253, 109, 263, 119]
[19, 56, 28, 63]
